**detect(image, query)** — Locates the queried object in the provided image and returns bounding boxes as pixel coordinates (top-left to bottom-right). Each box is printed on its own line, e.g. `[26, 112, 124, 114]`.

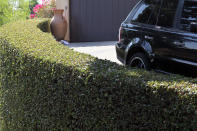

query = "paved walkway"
[67, 41, 122, 64]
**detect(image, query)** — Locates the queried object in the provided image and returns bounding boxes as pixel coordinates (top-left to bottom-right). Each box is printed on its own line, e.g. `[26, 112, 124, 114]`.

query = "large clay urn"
[50, 9, 67, 41]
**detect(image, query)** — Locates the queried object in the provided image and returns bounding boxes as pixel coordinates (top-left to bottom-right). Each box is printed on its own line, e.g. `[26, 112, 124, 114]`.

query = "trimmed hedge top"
[0, 19, 197, 130]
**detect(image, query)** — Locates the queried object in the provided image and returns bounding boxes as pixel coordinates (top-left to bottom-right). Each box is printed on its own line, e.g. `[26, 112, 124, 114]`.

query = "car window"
[131, 0, 158, 24]
[156, 0, 179, 28]
[147, 3, 161, 25]
[180, 0, 197, 32]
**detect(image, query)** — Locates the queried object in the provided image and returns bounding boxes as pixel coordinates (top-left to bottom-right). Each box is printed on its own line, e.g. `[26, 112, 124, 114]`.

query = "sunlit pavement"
[67, 41, 122, 65]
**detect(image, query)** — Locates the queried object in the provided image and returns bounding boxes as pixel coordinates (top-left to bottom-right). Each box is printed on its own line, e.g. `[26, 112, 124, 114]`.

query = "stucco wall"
[56, 0, 66, 9]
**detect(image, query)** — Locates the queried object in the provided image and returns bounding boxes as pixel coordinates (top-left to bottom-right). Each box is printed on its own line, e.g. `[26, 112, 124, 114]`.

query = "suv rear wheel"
[128, 53, 150, 70]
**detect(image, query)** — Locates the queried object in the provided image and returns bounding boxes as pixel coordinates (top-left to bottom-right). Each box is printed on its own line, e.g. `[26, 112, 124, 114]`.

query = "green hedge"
[0, 19, 197, 130]
[37, 19, 51, 33]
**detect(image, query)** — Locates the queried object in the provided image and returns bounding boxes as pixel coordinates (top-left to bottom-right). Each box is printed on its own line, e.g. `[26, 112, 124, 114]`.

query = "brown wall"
[70, 0, 139, 42]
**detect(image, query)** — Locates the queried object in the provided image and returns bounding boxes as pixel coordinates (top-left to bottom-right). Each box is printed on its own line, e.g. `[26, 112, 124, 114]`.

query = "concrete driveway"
[67, 41, 121, 64]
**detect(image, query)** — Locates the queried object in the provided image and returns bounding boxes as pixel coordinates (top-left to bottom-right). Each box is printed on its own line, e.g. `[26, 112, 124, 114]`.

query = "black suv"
[116, 0, 197, 70]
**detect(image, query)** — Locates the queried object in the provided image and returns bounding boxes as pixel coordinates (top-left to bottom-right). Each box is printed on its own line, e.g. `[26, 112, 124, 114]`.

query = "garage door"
[70, 0, 139, 42]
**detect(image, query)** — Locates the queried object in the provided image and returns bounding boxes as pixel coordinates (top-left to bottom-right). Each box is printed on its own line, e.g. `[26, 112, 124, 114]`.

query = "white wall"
[56, 0, 67, 9]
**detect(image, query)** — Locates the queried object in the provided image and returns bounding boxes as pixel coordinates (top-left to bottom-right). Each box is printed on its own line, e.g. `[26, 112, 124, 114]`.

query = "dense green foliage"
[0, 0, 29, 26]
[37, 19, 51, 32]
[0, 19, 197, 130]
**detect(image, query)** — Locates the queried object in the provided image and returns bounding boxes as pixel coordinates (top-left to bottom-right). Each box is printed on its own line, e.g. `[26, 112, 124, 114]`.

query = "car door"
[170, 32, 197, 64]
[171, 0, 197, 65]
[151, 0, 179, 60]
[136, 0, 179, 61]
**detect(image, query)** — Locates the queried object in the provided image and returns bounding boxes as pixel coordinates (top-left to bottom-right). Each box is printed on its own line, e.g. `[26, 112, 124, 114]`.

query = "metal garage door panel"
[70, 0, 139, 42]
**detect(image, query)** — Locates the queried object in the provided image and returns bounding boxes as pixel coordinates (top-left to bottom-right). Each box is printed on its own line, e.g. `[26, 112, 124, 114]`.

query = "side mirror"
[190, 22, 197, 33]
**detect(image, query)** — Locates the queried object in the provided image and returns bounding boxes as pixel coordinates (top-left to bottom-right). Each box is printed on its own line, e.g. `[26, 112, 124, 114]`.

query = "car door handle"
[173, 41, 185, 47]
[145, 35, 154, 40]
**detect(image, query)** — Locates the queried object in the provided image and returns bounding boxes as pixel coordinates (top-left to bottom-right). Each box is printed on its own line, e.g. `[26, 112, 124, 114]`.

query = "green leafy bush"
[0, 0, 29, 26]
[37, 19, 51, 32]
[0, 19, 197, 130]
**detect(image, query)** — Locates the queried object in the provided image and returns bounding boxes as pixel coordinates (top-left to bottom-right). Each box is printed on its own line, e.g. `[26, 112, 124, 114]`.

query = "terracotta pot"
[50, 9, 67, 41]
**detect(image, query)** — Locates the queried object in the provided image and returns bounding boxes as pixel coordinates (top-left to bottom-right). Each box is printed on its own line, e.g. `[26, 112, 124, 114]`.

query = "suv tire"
[128, 53, 150, 70]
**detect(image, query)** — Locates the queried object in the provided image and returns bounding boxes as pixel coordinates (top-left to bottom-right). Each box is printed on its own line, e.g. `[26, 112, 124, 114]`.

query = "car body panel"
[116, 0, 197, 68]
